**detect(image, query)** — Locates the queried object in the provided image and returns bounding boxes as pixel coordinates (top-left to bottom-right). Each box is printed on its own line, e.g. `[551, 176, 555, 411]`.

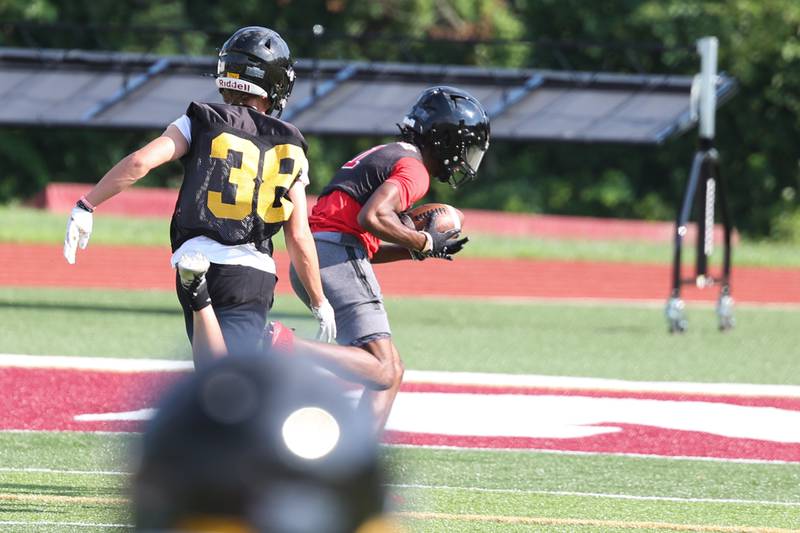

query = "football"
[400, 203, 464, 233]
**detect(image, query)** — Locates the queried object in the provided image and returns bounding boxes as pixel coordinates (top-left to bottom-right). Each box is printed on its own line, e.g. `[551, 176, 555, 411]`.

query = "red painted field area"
[2, 366, 799, 462]
[2, 243, 798, 303]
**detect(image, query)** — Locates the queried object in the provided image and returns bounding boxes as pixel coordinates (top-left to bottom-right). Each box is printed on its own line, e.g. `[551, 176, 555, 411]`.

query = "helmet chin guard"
[215, 26, 295, 117]
[399, 86, 490, 187]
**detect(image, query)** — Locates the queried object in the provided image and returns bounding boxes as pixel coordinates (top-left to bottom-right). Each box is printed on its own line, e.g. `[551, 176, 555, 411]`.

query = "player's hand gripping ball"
[400, 203, 468, 260]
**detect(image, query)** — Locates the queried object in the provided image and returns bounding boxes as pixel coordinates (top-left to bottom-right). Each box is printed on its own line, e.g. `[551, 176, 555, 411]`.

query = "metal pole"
[665, 36, 719, 333]
[696, 36, 718, 140]
[672, 152, 704, 295]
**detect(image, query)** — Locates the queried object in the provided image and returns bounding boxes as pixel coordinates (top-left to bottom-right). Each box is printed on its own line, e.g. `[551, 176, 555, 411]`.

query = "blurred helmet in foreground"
[399, 86, 491, 188]
[133, 354, 388, 532]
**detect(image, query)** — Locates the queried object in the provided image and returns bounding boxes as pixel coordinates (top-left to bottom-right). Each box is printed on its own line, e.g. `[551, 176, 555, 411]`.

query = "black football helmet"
[399, 86, 490, 188]
[216, 26, 296, 117]
[133, 354, 389, 533]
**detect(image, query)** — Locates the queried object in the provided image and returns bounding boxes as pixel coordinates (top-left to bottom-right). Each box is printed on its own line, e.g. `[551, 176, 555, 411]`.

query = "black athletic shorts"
[176, 263, 277, 356]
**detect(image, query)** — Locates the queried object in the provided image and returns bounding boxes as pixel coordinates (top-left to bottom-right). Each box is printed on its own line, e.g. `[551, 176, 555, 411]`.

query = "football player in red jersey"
[291, 86, 491, 428]
[62, 27, 336, 364]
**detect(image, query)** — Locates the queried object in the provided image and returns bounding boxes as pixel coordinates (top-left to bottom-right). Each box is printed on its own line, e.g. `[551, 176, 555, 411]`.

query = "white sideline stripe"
[2, 353, 800, 397]
[1, 468, 796, 509]
[0, 467, 130, 476]
[3, 441, 797, 466]
[390, 483, 800, 507]
[405, 370, 800, 398]
[385, 443, 800, 465]
[0, 354, 192, 372]
[0, 521, 132, 528]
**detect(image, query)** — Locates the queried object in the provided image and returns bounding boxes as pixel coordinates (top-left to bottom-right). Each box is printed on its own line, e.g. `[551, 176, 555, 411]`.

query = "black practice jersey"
[170, 102, 308, 254]
[319, 142, 424, 205]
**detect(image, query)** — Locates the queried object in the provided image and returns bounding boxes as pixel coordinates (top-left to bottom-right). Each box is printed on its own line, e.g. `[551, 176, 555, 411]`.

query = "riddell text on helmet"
[218, 78, 260, 94]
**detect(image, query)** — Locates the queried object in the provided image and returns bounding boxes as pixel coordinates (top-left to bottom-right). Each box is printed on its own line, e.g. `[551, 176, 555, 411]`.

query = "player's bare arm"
[361, 182, 468, 264]
[370, 244, 417, 264]
[357, 181, 427, 251]
[284, 181, 337, 342]
[63, 126, 188, 264]
[85, 126, 188, 207]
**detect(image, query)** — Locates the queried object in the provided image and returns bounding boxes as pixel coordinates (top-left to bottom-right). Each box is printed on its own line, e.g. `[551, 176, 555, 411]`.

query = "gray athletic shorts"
[289, 232, 391, 346]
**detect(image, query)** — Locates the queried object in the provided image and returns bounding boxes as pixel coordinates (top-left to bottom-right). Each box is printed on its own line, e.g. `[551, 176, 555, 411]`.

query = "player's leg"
[192, 307, 228, 366]
[287, 333, 402, 430]
[176, 252, 228, 367]
[354, 338, 404, 430]
[288, 237, 397, 390]
[290, 236, 403, 429]
[291, 336, 397, 390]
[204, 264, 276, 356]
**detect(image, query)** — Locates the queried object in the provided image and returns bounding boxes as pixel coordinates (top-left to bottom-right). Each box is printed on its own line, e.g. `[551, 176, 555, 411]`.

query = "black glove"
[430, 235, 469, 260]
[417, 215, 469, 261]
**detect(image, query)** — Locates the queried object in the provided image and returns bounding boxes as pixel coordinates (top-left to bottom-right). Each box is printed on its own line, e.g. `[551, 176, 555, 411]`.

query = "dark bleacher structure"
[0, 47, 735, 144]
[0, 44, 739, 332]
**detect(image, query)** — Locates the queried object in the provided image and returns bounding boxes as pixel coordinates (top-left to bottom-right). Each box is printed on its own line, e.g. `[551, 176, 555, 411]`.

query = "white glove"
[64, 206, 93, 264]
[311, 299, 337, 343]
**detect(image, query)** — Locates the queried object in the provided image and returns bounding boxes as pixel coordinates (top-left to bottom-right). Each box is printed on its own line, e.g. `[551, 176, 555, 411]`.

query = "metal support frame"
[666, 36, 734, 333]
[82, 57, 171, 121]
[281, 63, 361, 123]
[487, 73, 544, 119]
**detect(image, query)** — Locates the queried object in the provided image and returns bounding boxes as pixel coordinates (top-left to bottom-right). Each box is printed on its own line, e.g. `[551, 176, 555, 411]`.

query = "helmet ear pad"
[414, 130, 448, 183]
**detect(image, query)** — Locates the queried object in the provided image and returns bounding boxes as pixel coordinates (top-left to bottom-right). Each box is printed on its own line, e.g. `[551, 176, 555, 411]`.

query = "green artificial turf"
[0, 206, 171, 248]
[1, 287, 798, 385]
[3, 205, 799, 267]
[2, 285, 799, 531]
[0, 433, 798, 532]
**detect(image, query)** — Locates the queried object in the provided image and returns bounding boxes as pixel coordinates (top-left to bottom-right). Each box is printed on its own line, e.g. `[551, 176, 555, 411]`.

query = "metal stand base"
[716, 288, 735, 331]
[667, 139, 734, 334]
[665, 297, 688, 334]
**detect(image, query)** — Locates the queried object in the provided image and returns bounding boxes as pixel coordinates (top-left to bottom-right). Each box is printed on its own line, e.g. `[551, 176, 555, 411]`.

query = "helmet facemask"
[400, 86, 490, 188]
[427, 122, 489, 188]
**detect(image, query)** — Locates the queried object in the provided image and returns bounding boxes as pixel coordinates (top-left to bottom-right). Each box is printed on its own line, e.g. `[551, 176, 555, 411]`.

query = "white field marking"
[0, 429, 138, 435]
[1, 468, 796, 510]
[0, 466, 130, 476]
[3, 353, 799, 398]
[390, 483, 800, 507]
[74, 408, 155, 422]
[2, 435, 787, 466]
[386, 443, 800, 465]
[385, 393, 800, 442]
[0, 353, 192, 372]
[0, 492, 127, 505]
[404, 370, 800, 398]
[398, 511, 798, 533]
[3, 426, 797, 467]
[0, 521, 131, 529]
[72, 385, 800, 436]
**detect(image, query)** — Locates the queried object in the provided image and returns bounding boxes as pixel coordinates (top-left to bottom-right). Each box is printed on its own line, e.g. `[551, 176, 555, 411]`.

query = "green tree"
[0, 0, 797, 237]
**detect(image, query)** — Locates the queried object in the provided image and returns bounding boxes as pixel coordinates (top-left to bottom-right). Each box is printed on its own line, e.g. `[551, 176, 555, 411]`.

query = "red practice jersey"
[310, 142, 430, 257]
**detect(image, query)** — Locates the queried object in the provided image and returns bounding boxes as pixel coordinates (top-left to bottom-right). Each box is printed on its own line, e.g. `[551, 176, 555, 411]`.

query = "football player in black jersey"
[63, 26, 336, 364]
